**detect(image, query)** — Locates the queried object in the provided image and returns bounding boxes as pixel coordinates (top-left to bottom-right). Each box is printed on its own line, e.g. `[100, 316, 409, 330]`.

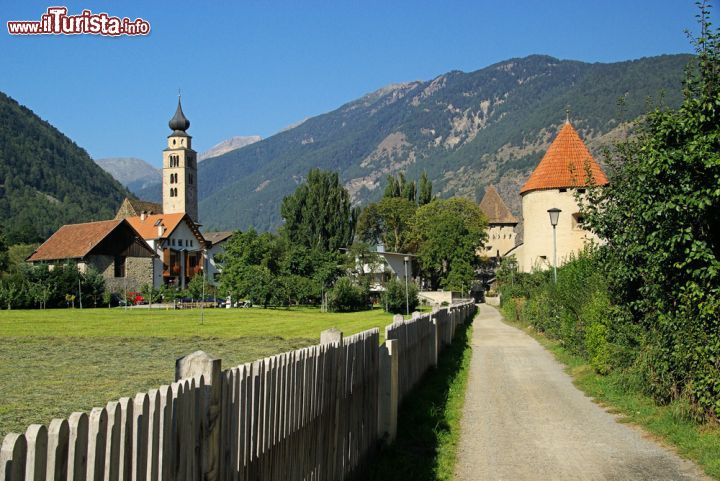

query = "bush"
[382, 277, 419, 314]
[326, 277, 370, 312]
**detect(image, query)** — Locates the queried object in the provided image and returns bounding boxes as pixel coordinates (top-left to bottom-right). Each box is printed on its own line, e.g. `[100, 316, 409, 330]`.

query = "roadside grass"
[0, 306, 396, 437]
[362, 321, 473, 481]
[502, 315, 720, 480]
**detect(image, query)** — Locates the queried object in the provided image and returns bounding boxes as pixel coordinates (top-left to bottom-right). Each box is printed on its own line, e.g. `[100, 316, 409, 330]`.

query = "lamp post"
[547, 208, 561, 283]
[403, 256, 410, 316]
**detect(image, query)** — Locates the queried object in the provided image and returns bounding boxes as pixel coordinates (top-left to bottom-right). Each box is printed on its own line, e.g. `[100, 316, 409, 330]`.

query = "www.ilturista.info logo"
[7, 7, 150, 36]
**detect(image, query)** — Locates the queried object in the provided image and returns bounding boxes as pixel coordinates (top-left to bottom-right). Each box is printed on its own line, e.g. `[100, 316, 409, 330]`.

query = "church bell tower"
[162, 96, 198, 221]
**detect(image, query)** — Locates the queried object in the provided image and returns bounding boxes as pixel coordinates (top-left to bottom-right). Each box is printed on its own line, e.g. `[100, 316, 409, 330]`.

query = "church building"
[29, 96, 233, 293]
[512, 120, 608, 272]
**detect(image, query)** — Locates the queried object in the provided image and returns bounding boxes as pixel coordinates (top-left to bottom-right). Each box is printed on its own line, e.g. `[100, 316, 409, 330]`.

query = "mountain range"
[0, 54, 692, 243]
[196, 54, 691, 231]
[96, 136, 263, 203]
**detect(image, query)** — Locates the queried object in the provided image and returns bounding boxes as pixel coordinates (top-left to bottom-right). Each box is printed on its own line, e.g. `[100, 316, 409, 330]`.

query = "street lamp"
[547, 208, 561, 283]
[403, 256, 410, 316]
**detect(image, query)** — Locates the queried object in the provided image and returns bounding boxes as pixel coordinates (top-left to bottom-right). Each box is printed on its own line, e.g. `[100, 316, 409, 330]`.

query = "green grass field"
[0, 306, 397, 437]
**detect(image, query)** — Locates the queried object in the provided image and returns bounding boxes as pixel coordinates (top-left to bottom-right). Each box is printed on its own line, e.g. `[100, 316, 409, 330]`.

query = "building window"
[114, 256, 126, 278]
[572, 213, 585, 230]
[559, 188, 567, 193]
[189, 174, 193, 185]
[190, 240, 194, 247]
[578, 188, 586, 194]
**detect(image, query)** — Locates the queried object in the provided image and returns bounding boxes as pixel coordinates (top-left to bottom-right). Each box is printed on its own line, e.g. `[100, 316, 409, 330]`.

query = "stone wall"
[86, 255, 154, 294]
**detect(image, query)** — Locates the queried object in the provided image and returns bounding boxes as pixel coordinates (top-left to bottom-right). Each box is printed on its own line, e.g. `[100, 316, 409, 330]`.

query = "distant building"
[203, 231, 234, 284]
[478, 185, 518, 259]
[115, 198, 162, 220]
[26, 219, 156, 292]
[512, 120, 608, 272]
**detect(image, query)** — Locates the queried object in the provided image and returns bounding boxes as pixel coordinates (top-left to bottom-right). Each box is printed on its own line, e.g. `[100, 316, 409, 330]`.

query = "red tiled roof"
[520, 122, 609, 195]
[126, 213, 207, 246]
[125, 213, 187, 240]
[28, 219, 124, 261]
[479, 185, 518, 224]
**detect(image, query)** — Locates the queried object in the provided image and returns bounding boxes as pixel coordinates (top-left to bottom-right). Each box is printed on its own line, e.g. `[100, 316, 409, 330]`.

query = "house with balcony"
[125, 212, 206, 289]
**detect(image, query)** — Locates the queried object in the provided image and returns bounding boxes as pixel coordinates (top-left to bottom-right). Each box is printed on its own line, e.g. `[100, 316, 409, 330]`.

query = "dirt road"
[455, 304, 708, 481]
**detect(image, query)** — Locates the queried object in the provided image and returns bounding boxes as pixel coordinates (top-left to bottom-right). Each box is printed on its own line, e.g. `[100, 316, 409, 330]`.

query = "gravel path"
[455, 304, 709, 481]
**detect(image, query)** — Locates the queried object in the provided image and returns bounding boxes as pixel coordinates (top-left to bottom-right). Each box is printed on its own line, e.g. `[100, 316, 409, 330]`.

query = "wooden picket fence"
[0, 301, 475, 481]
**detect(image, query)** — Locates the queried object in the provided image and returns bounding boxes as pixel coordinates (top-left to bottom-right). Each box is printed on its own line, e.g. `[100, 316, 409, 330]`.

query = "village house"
[203, 231, 234, 283]
[26, 219, 156, 292]
[478, 185, 518, 259]
[510, 119, 609, 272]
[125, 212, 206, 289]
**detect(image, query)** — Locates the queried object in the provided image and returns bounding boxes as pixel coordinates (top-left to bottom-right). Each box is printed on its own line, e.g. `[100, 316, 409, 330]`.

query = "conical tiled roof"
[479, 185, 518, 224]
[520, 121, 608, 195]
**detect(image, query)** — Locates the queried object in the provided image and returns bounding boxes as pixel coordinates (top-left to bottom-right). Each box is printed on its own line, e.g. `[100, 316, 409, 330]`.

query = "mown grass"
[502, 315, 720, 480]
[362, 321, 473, 481]
[0, 306, 395, 339]
[0, 306, 397, 437]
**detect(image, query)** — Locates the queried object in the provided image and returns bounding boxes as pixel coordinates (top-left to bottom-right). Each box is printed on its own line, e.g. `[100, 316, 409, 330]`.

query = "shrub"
[326, 277, 370, 312]
[382, 278, 418, 314]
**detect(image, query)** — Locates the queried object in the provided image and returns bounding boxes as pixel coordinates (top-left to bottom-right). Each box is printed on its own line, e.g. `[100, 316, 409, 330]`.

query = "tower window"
[189, 174, 193, 185]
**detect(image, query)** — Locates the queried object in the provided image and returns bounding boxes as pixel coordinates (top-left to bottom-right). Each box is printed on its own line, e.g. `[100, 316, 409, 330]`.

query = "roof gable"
[479, 185, 518, 224]
[520, 122, 609, 195]
[27, 219, 155, 262]
[126, 213, 206, 245]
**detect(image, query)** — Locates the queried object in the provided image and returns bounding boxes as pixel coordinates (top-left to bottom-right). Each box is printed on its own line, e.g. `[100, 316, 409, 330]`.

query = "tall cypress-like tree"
[280, 169, 355, 252]
[418, 171, 433, 205]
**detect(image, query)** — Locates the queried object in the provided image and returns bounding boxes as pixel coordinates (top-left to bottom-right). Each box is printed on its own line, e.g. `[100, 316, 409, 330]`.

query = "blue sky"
[0, 1, 702, 166]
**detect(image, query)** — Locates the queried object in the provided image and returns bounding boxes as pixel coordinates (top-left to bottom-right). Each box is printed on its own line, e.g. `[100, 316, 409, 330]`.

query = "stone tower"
[517, 120, 608, 272]
[162, 96, 198, 221]
[478, 185, 518, 259]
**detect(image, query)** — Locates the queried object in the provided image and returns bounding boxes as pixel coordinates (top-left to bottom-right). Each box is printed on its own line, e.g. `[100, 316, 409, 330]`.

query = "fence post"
[0, 433, 27, 481]
[378, 339, 399, 443]
[46, 419, 69, 481]
[431, 318, 440, 368]
[175, 351, 222, 481]
[25, 425, 47, 481]
[320, 328, 342, 346]
[320, 328, 342, 478]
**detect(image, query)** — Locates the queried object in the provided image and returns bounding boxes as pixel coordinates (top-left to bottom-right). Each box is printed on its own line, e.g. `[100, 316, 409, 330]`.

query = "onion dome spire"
[168, 94, 190, 134]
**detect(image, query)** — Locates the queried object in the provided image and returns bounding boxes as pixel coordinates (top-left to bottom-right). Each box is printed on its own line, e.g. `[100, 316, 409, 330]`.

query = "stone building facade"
[26, 219, 157, 291]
